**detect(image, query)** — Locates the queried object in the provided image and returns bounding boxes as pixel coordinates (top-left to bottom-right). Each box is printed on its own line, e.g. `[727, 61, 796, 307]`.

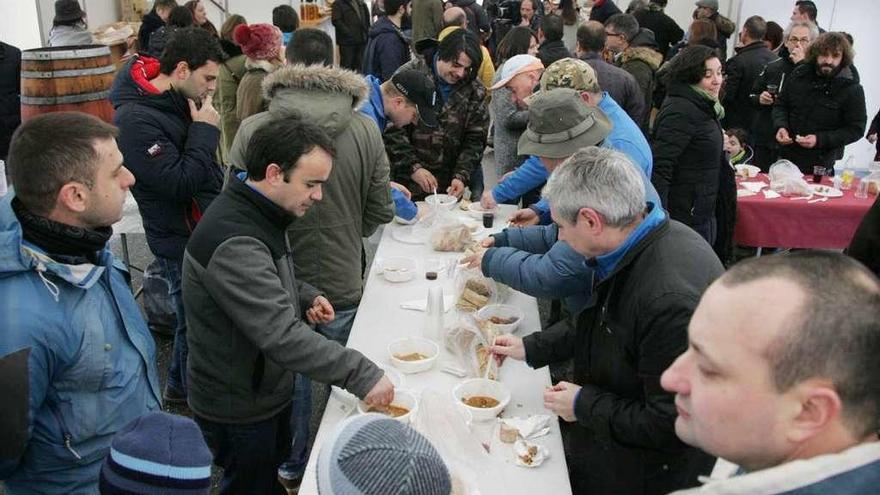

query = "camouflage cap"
[539, 58, 601, 93]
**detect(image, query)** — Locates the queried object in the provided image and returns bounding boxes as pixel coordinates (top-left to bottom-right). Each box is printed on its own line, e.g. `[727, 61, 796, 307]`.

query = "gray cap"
[695, 0, 719, 10]
[317, 413, 452, 495]
[517, 88, 613, 159]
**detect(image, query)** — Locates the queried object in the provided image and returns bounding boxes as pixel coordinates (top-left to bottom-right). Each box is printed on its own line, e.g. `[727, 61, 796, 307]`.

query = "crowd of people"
[1, 0, 880, 494]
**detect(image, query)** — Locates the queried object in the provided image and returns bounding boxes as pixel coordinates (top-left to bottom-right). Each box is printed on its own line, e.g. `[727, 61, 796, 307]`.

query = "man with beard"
[773, 32, 866, 175]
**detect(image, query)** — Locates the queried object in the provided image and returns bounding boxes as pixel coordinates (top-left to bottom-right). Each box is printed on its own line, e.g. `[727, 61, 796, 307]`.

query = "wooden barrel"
[20, 45, 116, 123]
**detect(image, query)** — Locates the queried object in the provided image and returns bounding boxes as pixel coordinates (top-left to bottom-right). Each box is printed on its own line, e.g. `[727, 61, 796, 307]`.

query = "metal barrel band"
[21, 91, 111, 105]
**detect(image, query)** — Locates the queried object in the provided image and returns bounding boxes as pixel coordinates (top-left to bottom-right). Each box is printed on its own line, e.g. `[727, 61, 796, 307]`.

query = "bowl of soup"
[452, 378, 510, 422]
[358, 389, 418, 424]
[388, 337, 439, 374]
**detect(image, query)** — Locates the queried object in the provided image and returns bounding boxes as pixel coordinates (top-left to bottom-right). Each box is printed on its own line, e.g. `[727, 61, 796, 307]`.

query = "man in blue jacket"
[363, 0, 412, 81]
[361, 68, 438, 222]
[109, 27, 225, 404]
[0, 112, 162, 494]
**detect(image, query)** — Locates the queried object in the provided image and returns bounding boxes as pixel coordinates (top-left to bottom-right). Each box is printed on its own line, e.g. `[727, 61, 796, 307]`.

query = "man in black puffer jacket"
[0, 40, 20, 160]
[137, 0, 177, 52]
[536, 14, 571, 68]
[721, 15, 776, 131]
[773, 32, 866, 175]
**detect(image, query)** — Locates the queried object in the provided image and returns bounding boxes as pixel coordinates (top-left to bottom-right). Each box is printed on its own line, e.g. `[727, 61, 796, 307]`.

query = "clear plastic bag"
[453, 266, 511, 313]
[769, 160, 812, 196]
[768, 159, 803, 181]
[863, 171, 880, 195]
[444, 318, 499, 380]
[430, 216, 476, 252]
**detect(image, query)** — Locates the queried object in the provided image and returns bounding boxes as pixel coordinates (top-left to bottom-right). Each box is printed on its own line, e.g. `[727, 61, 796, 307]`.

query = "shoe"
[278, 473, 302, 494]
[162, 385, 187, 405]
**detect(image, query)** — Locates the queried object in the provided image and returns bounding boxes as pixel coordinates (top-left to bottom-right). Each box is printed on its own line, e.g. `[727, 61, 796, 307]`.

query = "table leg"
[756, 247, 763, 257]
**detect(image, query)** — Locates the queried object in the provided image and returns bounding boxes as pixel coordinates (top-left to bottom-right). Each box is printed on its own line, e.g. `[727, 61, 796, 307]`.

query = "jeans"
[196, 405, 292, 495]
[278, 307, 358, 480]
[157, 256, 187, 395]
[469, 165, 485, 201]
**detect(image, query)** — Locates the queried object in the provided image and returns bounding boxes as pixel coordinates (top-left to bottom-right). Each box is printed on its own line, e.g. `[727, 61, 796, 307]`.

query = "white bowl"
[453, 378, 511, 422]
[358, 389, 418, 423]
[735, 164, 761, 178]
[476, 304, 524, 335]
[467, 201, 497, 219]
[380, 257, 416, 283]
[388, 337, 439, 374]
[425, 194, 458, 210]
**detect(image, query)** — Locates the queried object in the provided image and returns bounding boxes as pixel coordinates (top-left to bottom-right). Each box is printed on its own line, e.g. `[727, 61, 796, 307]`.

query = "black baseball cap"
[391, 69, 439, 128]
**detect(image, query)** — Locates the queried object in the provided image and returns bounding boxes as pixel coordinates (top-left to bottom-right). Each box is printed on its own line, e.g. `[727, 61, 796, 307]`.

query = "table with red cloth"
[735, 174, 875, 249]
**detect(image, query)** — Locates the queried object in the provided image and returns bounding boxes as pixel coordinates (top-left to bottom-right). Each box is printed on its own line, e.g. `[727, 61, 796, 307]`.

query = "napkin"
[763, 190, 781, 199]
[737, 189, 757, 198]
[400, 296, 456, 312]
[514, 439, 550, 468]
[740, 181, 766, 193]
[499, 415, 553, 440]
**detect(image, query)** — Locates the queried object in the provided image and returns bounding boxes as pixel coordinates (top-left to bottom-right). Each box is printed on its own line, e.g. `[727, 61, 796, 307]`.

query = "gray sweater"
[491, 64, 530, 177]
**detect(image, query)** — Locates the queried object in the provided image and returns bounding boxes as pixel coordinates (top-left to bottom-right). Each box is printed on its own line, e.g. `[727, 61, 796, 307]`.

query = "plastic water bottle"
[0, 160, 7, 197]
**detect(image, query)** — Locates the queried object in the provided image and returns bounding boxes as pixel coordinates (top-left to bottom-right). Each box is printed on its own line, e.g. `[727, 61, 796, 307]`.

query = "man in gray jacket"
[184, 118, 394, 494]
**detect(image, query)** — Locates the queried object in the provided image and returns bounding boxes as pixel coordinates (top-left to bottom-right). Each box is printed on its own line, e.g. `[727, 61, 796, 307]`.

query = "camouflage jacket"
[384, 56, 489, 198]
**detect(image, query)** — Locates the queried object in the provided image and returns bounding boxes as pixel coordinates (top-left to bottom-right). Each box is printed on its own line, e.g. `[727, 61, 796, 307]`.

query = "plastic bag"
[768, 160, 812, 196]
[444, 318, 499, 380]
[768, 159, 803, 181]
[864, 171, 880, 195]
[454, 266, 510, 312]
[430, 215, 476, 252]
[142, 259, 177, 336]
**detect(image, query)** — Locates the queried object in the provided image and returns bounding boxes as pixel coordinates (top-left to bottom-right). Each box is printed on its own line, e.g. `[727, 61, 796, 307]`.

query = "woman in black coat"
[651, 45, 732, 255]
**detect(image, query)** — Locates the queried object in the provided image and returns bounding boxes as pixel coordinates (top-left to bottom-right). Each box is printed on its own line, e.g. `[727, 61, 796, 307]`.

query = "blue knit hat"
[99, 411, 213, 494]
[317, 413, 452, 495]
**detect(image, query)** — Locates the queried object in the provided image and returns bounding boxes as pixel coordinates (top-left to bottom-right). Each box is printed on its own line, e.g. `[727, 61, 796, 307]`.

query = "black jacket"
[523, 218, 722, 494]
[633, 5, 683, 59]
[138, 10, 165, 53]
[580, 52, 646, 125]
[772, 63, 867, 173]
[651, 83, 725, 242]
[0, 41, 21, 159]
[867, 109, 880, 161]
[332, 0, 371, 46]
[721, 41, 776, 130]
[846, 195, 880, 277]
[452, 0, 491, 36]
[537, 39, 571, 68]
[748, 53, 795, 149]
[363, 16, 411, 81]
[109, 56, 223, 260]
[589, 0, 622, 23]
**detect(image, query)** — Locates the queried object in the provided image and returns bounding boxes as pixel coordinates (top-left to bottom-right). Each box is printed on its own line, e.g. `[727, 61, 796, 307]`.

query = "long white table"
[299, 204, 572, 494]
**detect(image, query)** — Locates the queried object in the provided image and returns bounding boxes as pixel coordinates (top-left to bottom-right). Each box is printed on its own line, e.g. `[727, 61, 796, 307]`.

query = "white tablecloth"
[299, 205, 572, 494]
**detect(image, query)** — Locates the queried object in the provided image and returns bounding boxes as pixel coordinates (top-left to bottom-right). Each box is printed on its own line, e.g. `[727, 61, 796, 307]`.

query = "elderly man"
[385, 28, 489, 200]
[489, 54, 544, 109]
[773, 32, 866, 175]
[0, 113, 161, 494]
[491, 146, 721, 494]
[662, 251, 880, 494]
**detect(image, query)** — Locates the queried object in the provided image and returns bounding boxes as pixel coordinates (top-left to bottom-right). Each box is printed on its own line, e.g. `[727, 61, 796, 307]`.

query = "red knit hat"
[233, 23, 283, 60]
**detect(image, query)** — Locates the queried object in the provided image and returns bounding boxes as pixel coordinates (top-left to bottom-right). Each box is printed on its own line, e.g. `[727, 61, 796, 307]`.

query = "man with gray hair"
[490, 147, 722, 493]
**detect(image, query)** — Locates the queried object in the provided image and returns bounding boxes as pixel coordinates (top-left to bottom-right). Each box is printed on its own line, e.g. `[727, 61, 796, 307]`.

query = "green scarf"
[690, 85, 725, 120]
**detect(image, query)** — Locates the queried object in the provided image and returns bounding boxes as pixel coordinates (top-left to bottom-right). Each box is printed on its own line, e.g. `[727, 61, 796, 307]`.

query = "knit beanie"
[99, 411, 213, 494]
[233, 23, 283, 61]
[317, 413, 452, 495]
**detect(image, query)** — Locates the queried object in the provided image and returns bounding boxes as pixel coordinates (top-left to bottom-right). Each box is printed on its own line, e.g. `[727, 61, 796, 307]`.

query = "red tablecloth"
[734, 174, 875, 249]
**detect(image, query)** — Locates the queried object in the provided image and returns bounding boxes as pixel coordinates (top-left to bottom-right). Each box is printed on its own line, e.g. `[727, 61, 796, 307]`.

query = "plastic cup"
[855, 179, 869, 199]
[812, 166, 826, 183]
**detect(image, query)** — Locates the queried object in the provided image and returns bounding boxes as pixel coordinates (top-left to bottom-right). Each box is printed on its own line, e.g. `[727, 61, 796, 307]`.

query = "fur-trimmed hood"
[623, 45, 663, 71]
[260, 64, 369, 136]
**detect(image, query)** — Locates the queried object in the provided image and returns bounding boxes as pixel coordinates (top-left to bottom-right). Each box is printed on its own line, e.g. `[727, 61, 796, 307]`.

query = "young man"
[491, 147, 721, 494]
[721, 16, 775, 131]
[183, 118, 394, 494]
[363, 0, 411, 81]
[385, 28, 489, 200]
[773, 32, 866, 175]
[138, 0, 177, 51]
[662, 251, 880, 494]
[791, 0, 825, 32]
[285, 27, 334, 66]
[331, 0, 371, 71]
[536, 14, 571, 68]
[0, 113, 161, 494]
[110, 26, 226, 405]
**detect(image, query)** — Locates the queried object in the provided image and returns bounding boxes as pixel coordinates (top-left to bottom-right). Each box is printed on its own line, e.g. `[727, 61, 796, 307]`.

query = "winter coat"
[748, 53, 794, 150]
[109, 55, 224, 261]
[229, 65, 394, 310]
[580, 51, 646, 125]
[216, 51, 247, 166]
[618, 29, 663, 131]
[706, 11, 735, 61]
[451, 0, 491, 36]
[47, 24, 94, 47]
[183, 177, 384, 423]
[633, 4, 683, 60]
[869, 109, 880, 161]
[0, 41, 20, 159]
[384, 54, 489, 199]
[145, 25, 177, 58]
[490, 63, 529, 176]
[536, 39, 571, 68]
[138, 9, 164, 51]
[411, 0, 444, 44]
[0, 193, 161, 494]
[332, 0, 371, 46]
[651, 82, 725, 244]
[847, 195, 880, 277]
[589, 0, 622, 23]
[363, 17, 411, 81]
[523, 218, 721, 494]
[772, 63, 867, 173]
[235, 58, 281, 123]
[721, 41, 776, 131]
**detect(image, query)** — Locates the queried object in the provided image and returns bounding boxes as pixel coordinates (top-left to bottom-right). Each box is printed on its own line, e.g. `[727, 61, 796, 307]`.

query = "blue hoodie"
[0, 191, 162, 494]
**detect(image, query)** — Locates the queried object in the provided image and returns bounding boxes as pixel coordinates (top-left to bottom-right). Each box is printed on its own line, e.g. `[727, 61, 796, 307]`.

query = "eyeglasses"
[788, 37, 810, 45]
[605, 31, 626, 39]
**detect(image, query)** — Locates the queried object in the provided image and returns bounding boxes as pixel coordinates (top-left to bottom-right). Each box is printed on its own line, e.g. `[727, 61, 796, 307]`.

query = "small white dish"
[453, 378, 511, 422]
[811, 185, 843, 197]
[476, 304, 525, 334]
[391, 225, 430, 244]
[735, 164, 761, 178]
[380, 257, 416, 283]
[425, 194, 458, 210]
[358, 389, 418, 423]
[388, 337, 440, 374]
[467, 202, 497, 219]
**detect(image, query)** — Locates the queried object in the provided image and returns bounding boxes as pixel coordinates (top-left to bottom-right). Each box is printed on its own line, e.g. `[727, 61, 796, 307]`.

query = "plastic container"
[388, 337, 440, 374]
[453, 378, 511, 422]
[476, 304, 524, 334]
[358, 389, 419, 424]
[380, 257, 416, 283]
[425, 194, 458, 210]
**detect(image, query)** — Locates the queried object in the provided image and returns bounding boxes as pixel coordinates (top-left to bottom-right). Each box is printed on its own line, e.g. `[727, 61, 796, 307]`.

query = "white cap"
[490, 54, 544, 91]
